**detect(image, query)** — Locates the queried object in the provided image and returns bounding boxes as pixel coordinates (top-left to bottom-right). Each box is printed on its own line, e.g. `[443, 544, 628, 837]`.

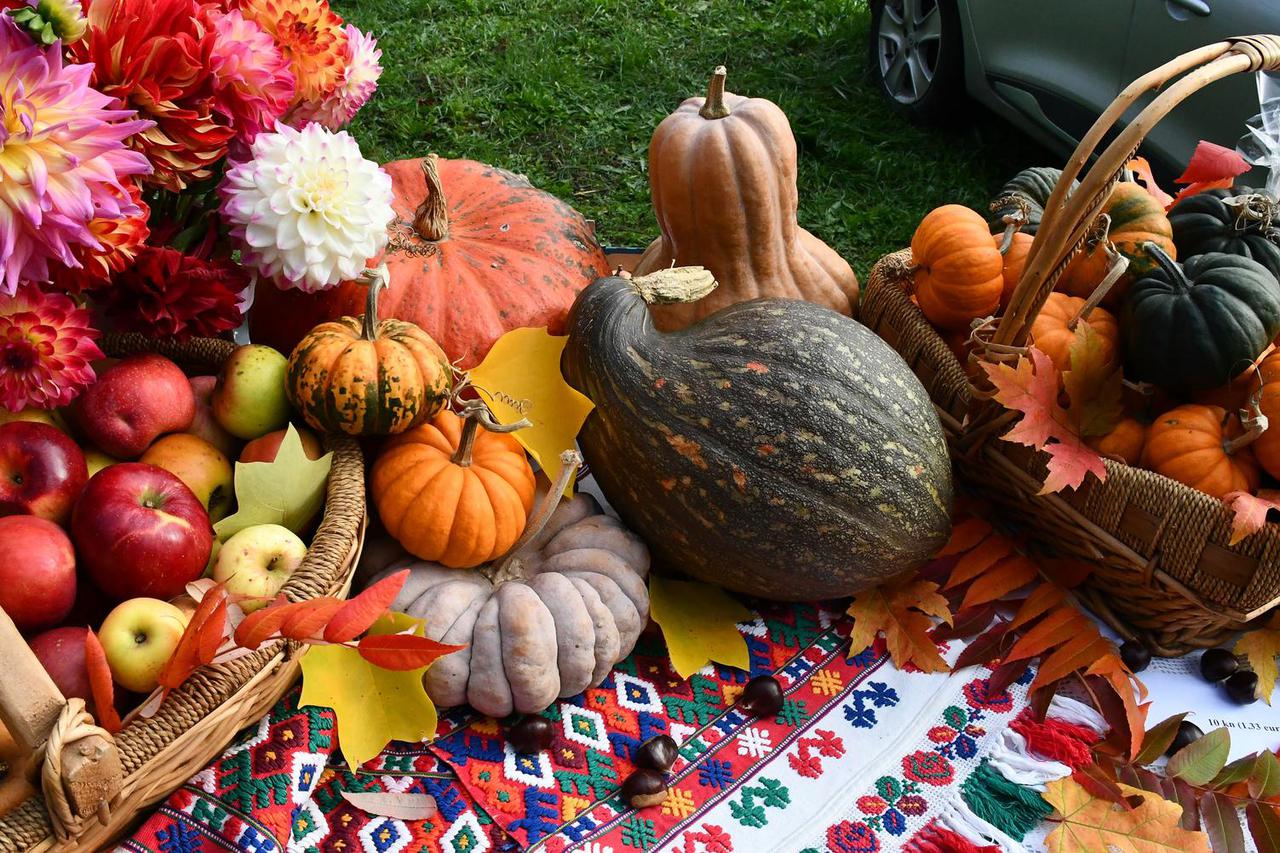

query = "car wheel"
[868, 0, 964, 123]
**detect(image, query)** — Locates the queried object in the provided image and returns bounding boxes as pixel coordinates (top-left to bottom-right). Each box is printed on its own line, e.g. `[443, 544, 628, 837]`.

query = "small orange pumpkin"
[998, 231, 1033, 310]
[287, 270, 453, 436]
[1142, 404, 1260, 499]
[1028, 292, 1119, 374]
[1250, 350, 1280, 479]
[1086, 417, 1146, 465]
[371, 404, 537, 568]
[1057, 182, 1176, 304]
[911, 205, 1004, 330]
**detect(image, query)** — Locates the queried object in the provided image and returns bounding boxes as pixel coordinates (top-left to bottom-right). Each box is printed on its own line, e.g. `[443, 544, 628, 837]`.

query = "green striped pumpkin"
[562, 268, 953, 601]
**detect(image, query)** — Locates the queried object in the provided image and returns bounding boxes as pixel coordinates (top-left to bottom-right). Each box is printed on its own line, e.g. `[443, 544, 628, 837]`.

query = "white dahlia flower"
[219, 121, 393, 292]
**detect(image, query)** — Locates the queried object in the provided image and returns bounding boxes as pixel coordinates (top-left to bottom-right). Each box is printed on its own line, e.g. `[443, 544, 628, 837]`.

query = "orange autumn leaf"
[158, 585, 230, 693]
[846, 577, 952, 673]
[279, 597, 347, 641]
[1034, 634, 1117, 691]
[982, 347, 1107, 493]
[937, 516, 993, 556]
[1042, 778, 1210, 852]
[1088, 654, 1150, 760]
[325, 570, 409, 643]
[1007, 583, 1068, 632]
[356, 632, 465, 671]
[1063, 323, 1123, 439]
[1005, 605, 1089, 664]
[944, 534, 1014, 590]
[84, 629, 120, 734]
[960, 554, 1039, 609]
[1224, 490, 1280, 546]
[1126, 156, 1175, 209]
[234, 598, 294, 649]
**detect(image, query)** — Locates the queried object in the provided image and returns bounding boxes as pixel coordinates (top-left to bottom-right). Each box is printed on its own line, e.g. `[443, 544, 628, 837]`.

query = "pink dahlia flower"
[0, 16, 151, 294]
[289, 24, 381, 129]
[205, 8, 295, 145]
[0, 284, 102, 411]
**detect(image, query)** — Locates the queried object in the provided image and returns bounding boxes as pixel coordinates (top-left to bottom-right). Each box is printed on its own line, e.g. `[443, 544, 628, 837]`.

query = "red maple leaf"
[1224, 489, 1280, 545]
[1169, 140, 1251, 207]
[981, 347, 1107, 493]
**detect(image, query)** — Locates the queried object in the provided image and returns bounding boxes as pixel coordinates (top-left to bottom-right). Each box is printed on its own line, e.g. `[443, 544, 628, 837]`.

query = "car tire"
[868, 0, 964, 124]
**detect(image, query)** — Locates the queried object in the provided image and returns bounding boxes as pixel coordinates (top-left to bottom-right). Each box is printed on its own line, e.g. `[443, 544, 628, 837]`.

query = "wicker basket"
[860, 36, 1280, 657]
[0, 333, 366, 851]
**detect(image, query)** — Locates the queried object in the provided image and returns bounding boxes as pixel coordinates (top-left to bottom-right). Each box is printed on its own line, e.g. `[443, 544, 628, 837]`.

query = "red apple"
[240, 426, 324, 464]
[71, 463, 213, 601]
[28, 626, 91, 702]
[0, 515, 76, 631]
[0, 421, 87, 524]
[71, 355, 195, 459]
[188, 375, 241, 459]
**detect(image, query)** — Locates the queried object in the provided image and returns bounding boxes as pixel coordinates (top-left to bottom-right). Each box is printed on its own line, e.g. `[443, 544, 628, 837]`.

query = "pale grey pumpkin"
[369, 488, 651, 717]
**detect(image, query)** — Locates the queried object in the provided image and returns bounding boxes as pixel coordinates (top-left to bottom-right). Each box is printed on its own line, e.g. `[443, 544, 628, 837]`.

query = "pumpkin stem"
[413, 154, 451, 242]
[1224, 192, 1277, 233]
[996, 204, 1030, 254]
[1225, 372, 1271, 456]
[631, 266, 718, 305]
[1067, 244, 1128, 330]
[452, 400, 531, 466]
[1142, 241, 1187, 291]
[699, 66, 732, 120]
[358, 264, 389, 341]
[484, 449, 583, 585]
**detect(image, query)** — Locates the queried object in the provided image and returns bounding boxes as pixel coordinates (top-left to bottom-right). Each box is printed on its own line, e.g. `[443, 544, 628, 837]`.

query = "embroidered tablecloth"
[118, 593, 1119, 853]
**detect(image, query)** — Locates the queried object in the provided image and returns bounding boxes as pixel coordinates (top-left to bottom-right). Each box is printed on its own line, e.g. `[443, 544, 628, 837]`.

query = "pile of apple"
[0, 343, 324, 712]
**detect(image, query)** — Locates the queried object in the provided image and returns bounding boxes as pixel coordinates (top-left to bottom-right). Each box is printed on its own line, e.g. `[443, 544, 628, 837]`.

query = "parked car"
[868, 0, 1273, 176]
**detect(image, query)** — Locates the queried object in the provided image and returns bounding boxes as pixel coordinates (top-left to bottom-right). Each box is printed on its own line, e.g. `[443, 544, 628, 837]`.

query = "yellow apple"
[212, 524, 307, 611]
[139, 433, 233, 521]
[0, 407, 66, 432]
[98, 598, 189, 693]
[83, 447, 119, 477]
[212, 345, 290, 440]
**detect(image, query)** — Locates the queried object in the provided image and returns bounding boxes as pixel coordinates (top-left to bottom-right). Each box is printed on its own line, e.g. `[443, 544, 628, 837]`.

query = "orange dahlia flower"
[234, 0, 347, 106]
[69, 0, 235, 191]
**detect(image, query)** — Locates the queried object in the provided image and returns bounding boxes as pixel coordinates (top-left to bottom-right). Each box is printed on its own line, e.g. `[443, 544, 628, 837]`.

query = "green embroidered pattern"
[728, 778, 791, 828]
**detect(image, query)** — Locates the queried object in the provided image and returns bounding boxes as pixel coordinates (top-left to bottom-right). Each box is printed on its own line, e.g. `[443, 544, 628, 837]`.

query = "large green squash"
[561, 267, 953, 601]
[1123, 243, 1280, 395]
[988, 166, 1071, 235]
[1169, 187, 1280, 282]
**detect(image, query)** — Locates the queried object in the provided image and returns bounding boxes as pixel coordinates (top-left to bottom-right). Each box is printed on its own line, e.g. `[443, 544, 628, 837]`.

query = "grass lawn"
[338, 0, 1051, 278]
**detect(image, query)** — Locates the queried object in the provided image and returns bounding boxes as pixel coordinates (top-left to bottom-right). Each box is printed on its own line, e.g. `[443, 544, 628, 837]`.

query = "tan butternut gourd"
[371, 454, 651, 717]
[634, 67, 858, 330]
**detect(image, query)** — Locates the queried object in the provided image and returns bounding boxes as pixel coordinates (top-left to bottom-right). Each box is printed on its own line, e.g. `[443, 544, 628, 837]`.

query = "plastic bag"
[1237, 71, 1280, 199]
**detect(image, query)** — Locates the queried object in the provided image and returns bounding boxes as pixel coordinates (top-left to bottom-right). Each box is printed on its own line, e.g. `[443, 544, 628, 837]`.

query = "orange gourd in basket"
[1057, 182, 1176, 302]
[1142, 404, 1260, 499]
[1028, 292, 1119, 374]
[1086, 417, 1146, 465]
[371, 405, 537, 568]
[998, 231, 1033, 310]
[1251, 350, 1280, 479]
[911, 205, 1004, 330]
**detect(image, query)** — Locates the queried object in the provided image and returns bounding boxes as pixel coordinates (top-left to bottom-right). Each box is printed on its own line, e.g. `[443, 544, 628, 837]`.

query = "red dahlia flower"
[95, 246, 247, 339]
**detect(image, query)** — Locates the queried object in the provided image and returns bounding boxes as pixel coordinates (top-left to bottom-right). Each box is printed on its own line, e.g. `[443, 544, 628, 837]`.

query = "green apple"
[140, 433, 234, 521]
[82, 447, 119, 477]
[98, 598, 190, 693]
[212, 524, 307, 611]
[212, 345, 290, 440]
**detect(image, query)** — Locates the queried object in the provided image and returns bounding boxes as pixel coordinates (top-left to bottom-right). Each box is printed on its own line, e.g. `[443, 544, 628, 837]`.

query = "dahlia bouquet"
[0, 0, 395, 413]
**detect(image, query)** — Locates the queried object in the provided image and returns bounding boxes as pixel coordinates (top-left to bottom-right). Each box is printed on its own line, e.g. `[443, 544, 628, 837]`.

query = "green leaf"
[298, 612, 449, 769]
[1168, 728, 1231, 786]
[1135, 713, 1190, 765]
[1213, 753, 1260, 787]
[215, 424, 332, 540]
[648, 574, 750, 679]
[1250, 751, 1280, 799]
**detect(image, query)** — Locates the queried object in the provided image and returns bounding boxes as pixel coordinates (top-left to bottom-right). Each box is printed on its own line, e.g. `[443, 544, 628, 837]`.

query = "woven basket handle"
[986, 35, 1280, 359]
[0, 608, 121, 839]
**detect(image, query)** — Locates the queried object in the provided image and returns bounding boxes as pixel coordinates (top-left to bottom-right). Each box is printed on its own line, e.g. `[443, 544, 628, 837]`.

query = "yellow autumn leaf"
[1235, 629, 1280, 705]
[214, 424, 333, 540]
[299, 613, 441, 769]
[846, 577, 951, 673]
[1043, 778, 1210, 853]
[648, 574, 750, 679]
[469, 327, 595, 497]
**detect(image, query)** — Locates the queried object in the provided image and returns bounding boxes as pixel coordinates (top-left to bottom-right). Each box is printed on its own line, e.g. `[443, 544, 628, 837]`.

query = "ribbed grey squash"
[561, 268, 953, 601]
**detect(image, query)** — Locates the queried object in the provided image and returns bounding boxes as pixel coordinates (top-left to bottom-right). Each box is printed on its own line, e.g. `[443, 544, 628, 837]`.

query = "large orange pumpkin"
[1028, 292, 1119, 374]
[1142, 404, 1260, 499]
[250, 155, 612, 368]
[911, 205, 1003, 330]
[633, 68, 858, 330]
[286, 270, 453, 435]
[371, 405, 537, 568]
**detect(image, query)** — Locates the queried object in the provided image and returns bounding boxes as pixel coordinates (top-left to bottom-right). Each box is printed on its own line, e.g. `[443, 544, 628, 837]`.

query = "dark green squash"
[562, 267, 953, 601]
[988, 166, 1072, 235]
[1123, 243, 1280, 395]
[1169, 187, 1280, 282]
